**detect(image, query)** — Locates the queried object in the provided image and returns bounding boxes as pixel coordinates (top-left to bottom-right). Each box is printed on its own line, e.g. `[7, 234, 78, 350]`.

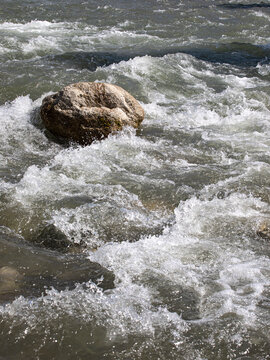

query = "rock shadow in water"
[46, 51, 129, 71]
[218, 3, 270, 9]
[0, 227, 115, 304]
[46, 43, 270, 73]
[181, 43, 270, 68]
[142, 273, 201, 321]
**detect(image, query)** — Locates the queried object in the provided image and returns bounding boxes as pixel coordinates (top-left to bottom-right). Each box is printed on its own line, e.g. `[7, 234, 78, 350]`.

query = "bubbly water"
[0, 0, 270, 359]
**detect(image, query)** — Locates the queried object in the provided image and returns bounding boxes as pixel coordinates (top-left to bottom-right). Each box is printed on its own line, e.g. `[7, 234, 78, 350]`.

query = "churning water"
[1, 0, 270, 359]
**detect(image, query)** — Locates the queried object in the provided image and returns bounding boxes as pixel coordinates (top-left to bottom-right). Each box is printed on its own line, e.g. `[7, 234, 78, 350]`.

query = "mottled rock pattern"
[40, 82, 144, 145]
[35, 224, 84, 252]
[257, 222, 270, 240]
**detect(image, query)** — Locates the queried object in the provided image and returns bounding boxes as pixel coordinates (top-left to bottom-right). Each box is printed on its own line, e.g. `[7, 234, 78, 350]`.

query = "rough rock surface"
[257, 222, 270, 240]
[35, 224, 84, 252]
[40, 82, 144, 145]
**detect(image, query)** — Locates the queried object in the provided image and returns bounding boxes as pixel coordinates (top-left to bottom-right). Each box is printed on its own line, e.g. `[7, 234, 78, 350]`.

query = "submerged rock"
[40, 82, 144, 145]
[142, 274, 201, 320]
[257, 222, 270, 240]
[154, 282, 201, 320]
[0, 266, 23, 302]
[0, 227, 115, 303]
[35, 224, 84, 252]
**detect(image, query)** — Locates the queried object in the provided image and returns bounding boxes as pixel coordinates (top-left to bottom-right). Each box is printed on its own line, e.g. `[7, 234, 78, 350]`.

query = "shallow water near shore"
[1, 0, 270, 359]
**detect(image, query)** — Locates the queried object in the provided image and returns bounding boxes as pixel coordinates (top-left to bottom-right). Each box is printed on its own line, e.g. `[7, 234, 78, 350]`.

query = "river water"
[0, 0, 270, 359]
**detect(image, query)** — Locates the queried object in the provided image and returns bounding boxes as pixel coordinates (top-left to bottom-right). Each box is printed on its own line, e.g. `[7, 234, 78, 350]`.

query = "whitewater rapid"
[1, 1, 270, 359]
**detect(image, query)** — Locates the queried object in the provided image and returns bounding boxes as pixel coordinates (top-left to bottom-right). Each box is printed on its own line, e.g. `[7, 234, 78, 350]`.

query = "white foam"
[256, 63, 270, 76]
[22, 35, 62, 53]
[253, 10, 270, 20]
[87, 192, 270, 327]
[50, 183, 165, 248]
[1, 3, 270, 357]
[0, 20, 97, 55]
[118, 20, 134, 27]
[0, 95, 55, 149]
[0, 280, 187, 342]
[102, 53, 269, 142]
[72, 29, 160, 52]
[0, 20, 72, 33]
[2, 187, 269, 336]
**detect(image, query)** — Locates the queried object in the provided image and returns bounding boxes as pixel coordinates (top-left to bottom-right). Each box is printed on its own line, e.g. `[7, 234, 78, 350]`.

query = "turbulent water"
[1, 0, 270, 359]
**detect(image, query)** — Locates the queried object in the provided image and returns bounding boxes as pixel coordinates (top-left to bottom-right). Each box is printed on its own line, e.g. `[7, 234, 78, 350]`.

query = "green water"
[0, 1, 270, 359]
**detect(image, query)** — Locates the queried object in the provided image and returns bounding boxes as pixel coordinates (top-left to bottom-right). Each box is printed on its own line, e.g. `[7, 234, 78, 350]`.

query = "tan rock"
[40, 82, 144, 145]
[0, 266, 22, 295]
[0, 266, 21, 281]
[257, 222, 270, 240]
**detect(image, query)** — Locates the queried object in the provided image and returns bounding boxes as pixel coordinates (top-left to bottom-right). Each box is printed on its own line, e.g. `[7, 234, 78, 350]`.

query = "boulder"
[40, 82, 144, 145]
[257, 222, 270, 240]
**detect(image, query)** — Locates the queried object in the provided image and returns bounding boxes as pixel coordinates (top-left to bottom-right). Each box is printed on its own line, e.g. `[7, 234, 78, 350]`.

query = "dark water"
[0, 0, 270, 359]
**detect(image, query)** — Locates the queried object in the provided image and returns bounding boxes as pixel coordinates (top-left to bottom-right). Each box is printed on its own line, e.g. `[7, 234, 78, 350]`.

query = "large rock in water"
[40, 82, 144, 145]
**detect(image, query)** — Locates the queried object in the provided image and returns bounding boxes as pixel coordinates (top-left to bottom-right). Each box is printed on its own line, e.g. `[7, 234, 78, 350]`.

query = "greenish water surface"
[0, 1, 270, 359]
